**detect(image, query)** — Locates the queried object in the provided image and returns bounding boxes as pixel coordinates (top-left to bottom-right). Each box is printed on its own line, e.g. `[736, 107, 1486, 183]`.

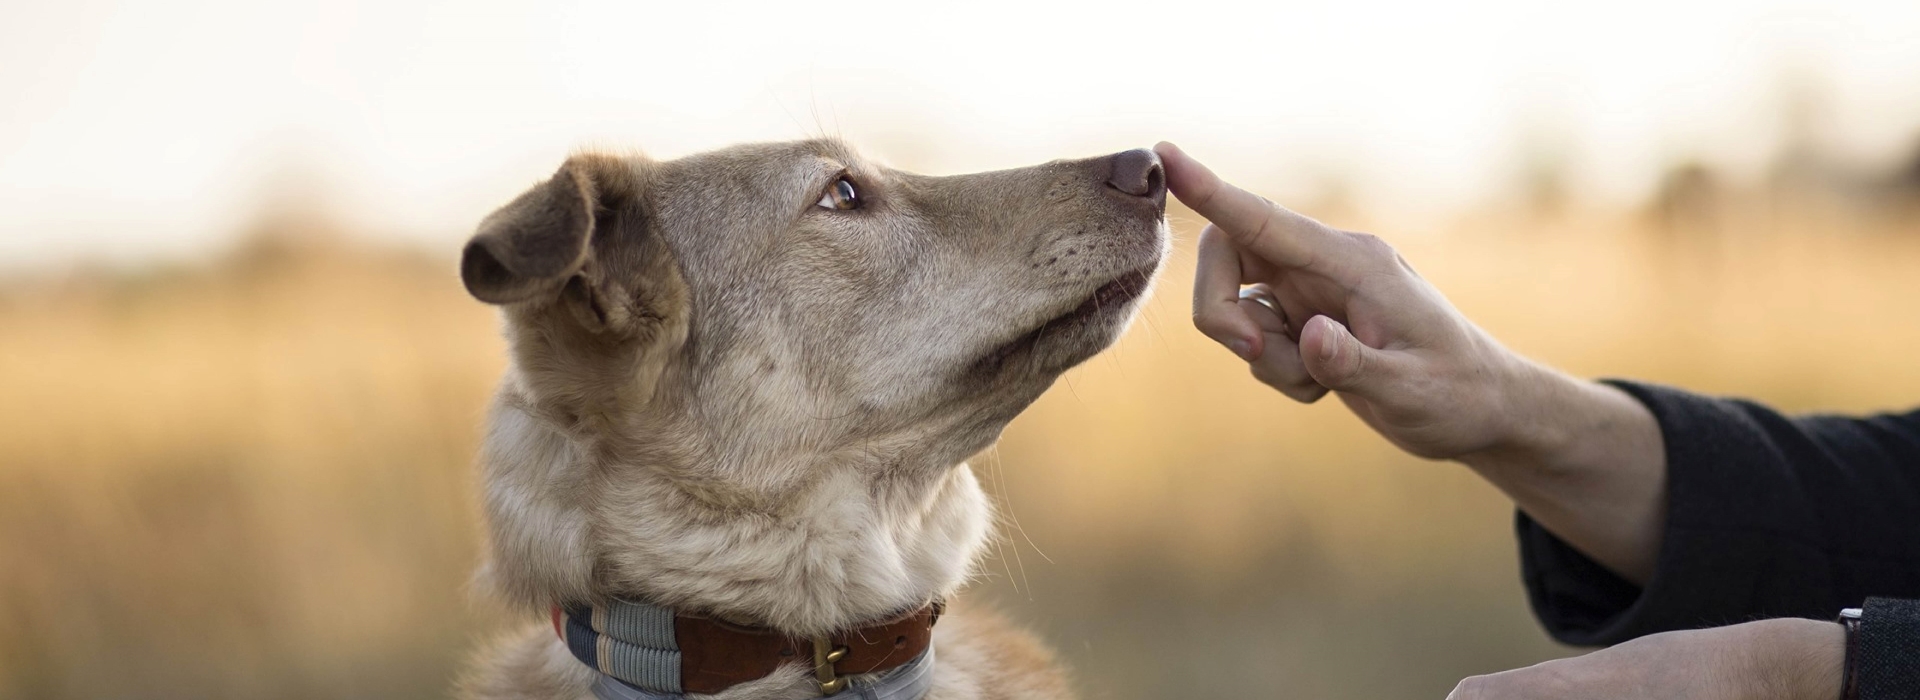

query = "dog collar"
[552, 598, 942, 699]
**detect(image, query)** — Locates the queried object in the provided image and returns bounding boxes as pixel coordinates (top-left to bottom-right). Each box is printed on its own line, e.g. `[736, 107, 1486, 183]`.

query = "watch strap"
[1838, 607, 1862, 700]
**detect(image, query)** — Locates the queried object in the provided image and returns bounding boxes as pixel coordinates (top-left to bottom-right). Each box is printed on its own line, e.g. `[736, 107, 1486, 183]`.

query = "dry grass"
[2, 205, 1916, 699]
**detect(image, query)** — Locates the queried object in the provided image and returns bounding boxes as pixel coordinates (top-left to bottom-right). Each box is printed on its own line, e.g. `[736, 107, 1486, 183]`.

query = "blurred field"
[3, 190, 1918, 699]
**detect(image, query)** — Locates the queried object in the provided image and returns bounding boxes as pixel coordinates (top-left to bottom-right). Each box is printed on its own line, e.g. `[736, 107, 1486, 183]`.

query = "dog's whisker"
[981, 446, 1021, 597]
[767, 79, 815, 141]
[1010, 512, 1056, 568]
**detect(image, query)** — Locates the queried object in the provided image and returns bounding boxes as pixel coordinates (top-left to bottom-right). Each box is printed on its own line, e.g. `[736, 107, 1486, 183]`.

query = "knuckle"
[1344, 336, 1370, 379]
[1240, 197, 1282, 238]
[1348, 231, 1396, 259]
[1250, 362, 1326, 403]
[1192, 178, 1227, 211]
[1286, 385, 1328, 404]
[1393, 250, 1418, 274]
[1190, 308, 1227, 334]
[1448, 675, 1495, 700]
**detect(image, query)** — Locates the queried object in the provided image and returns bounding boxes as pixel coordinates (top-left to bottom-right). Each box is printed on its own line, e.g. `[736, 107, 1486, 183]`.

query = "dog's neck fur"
[478, 362, 994, 638]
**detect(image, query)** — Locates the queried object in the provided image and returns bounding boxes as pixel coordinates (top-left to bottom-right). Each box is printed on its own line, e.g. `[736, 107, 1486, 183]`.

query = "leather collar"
[587, 647, 936, 700]
[553, 598, 943, 696]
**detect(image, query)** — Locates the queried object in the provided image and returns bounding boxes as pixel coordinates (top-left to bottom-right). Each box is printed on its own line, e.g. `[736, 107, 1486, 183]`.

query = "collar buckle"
[811, 636, 849, 695]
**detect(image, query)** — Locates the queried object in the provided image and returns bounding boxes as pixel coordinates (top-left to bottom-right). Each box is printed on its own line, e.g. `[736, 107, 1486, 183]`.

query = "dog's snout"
[1105, 148, 1165, 199]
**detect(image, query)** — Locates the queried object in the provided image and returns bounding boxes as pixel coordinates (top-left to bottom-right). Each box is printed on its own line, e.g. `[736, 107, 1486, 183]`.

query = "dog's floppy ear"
[461, 159, 611, 305]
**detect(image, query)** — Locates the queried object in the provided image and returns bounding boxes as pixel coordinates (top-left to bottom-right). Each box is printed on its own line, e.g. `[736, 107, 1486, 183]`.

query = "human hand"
[1447, 618, 1843, 700]
[1164, 141, 1669, 581]
[1164, 141, 1539, 460]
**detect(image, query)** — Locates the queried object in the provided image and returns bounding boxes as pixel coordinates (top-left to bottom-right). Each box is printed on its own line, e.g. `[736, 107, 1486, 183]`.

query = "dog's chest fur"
[460, 387, 1080, 699]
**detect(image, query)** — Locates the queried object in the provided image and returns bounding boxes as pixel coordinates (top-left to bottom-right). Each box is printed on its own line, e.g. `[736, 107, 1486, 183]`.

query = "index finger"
[1155, 141, 1340, 270]
[1192, 224, 1261, 361]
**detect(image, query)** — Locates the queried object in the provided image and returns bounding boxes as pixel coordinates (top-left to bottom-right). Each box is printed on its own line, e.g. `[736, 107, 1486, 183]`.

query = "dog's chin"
[967, 264, 1158, 382]
[1031, 269, 1156, 365]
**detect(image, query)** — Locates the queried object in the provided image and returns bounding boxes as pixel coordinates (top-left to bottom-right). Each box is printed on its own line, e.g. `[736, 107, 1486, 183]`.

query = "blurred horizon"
[7, 0, 1920, 273]
[5, 2, 1920, 699]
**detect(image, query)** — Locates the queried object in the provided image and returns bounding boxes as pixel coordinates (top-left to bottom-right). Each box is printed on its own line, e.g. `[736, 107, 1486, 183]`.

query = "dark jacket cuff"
[1858, 597, 1920, 700]
[1516, 380, 1838, 646]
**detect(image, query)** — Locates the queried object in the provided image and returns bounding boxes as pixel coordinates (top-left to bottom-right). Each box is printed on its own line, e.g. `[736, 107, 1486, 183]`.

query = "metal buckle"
[811, 635, 849, 695]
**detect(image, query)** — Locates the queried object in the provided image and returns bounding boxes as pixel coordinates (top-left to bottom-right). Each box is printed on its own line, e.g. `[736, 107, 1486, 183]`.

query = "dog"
[455, 138, 1168, 700]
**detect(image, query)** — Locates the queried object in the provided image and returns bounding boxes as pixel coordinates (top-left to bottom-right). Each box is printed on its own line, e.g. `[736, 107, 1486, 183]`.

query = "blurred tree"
[1646, 161, 1724, 241]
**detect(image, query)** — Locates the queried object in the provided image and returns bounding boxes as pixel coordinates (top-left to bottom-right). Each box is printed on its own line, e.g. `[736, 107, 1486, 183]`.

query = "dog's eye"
[815, 176, 861, 211]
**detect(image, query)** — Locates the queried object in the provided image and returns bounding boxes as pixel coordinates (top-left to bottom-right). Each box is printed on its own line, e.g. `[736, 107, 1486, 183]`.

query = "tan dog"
[456, 139, 1168, 700]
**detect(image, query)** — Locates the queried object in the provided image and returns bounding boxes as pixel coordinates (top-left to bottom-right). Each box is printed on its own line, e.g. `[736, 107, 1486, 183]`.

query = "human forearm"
[1169, 138, 1670, 583]
[1168, 142, 1909, 697]
[1458, 360, 1667, 584]
[1449, 617, 1843, 700]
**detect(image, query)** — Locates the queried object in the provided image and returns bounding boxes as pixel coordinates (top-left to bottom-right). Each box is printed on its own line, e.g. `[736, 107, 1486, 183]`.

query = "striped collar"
[552, 597, 941, 699]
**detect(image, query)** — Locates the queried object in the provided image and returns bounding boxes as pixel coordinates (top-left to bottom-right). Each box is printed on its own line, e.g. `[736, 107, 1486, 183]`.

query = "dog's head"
[463, 139, 1166, 480]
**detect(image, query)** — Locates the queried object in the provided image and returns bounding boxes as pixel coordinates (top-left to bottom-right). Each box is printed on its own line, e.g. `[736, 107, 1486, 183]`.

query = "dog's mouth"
[1050, 267, 1155, 328]
[968, 265, 1157, 376]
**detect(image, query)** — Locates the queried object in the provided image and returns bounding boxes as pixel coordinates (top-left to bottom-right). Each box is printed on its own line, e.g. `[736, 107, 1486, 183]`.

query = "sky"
[3, 0, 1919, 268]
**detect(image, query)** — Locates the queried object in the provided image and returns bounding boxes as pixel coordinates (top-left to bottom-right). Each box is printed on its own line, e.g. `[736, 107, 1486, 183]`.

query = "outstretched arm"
[1165, 141, 1920, 699]
[1167, 141, 1666, 583]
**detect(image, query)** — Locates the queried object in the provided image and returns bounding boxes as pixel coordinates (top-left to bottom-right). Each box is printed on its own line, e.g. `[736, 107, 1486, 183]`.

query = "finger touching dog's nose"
[1106, 148, 1166, 199]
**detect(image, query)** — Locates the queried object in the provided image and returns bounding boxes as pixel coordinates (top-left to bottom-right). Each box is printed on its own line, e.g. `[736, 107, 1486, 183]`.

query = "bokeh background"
[5, 1, 1920, 698]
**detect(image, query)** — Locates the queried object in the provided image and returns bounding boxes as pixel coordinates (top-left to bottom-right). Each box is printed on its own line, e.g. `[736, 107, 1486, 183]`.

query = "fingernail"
[1317, 327, 1340, 363]
[1227, 338, 1254, 361]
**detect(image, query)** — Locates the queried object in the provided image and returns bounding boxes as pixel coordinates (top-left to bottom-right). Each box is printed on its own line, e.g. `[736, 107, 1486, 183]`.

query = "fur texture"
[457, 139, 1167, 699]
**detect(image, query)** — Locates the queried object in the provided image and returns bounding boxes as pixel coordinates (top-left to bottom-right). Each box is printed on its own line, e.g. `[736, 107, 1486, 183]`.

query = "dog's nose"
[1105, 148, 1166, 199]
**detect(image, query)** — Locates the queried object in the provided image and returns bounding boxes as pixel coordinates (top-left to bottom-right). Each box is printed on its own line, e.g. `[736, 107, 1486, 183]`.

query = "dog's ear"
[462, 158, 621, 305]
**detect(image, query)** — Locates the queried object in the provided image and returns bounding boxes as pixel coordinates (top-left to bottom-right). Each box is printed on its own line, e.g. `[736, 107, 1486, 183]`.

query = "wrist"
[1451, 361, 1669, 583]
[1455, 359, 1613, 475]
[1736, 618, 1845, 700]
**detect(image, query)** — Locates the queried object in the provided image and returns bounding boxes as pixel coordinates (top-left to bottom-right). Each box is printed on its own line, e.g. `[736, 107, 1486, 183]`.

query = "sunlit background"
[4, 1, 1919, 698]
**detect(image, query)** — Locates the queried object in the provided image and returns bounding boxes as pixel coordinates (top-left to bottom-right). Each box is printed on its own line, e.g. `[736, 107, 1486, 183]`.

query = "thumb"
[1299, 315, 1389, 393]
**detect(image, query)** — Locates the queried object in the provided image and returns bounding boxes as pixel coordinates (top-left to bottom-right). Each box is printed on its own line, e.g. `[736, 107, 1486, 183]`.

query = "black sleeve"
[1516, 380, 1920, 647]
[1859, 597, 1920, 700]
